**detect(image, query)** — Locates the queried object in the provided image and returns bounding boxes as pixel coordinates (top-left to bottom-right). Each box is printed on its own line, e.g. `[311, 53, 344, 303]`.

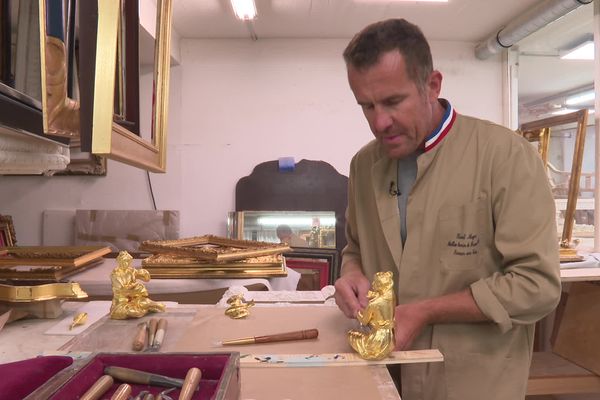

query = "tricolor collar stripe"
[424, 102, 455, 152]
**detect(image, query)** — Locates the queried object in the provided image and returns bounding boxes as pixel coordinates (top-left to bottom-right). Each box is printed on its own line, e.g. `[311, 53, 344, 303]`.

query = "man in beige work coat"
[334, 19, 561, 400]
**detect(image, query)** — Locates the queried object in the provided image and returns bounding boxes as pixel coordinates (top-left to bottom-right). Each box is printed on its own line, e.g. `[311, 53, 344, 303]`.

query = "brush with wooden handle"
[219, 328, 319, 345]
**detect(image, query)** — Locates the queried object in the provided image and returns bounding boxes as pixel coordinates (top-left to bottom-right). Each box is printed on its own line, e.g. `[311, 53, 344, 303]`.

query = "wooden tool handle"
[179, 367, 202, 400]
[255, 329, 319, 343]
[105, 366, 151, 385]
[80, 375, 114, 400]
[110, 383, 131, 400]
[148, 318, 159, 344]
[153, 318, 168, 347]
[132, 323, 148, 351]
[104, 366, 184, 388]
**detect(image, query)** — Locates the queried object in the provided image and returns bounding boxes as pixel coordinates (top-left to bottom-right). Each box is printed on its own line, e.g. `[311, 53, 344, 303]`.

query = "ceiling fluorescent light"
[551, 108, 578, 116]
[354, 0, 448, 2]
[565, 90, 595, 106]
[231, 0, 257, 20]
[561, 40, 594, 60]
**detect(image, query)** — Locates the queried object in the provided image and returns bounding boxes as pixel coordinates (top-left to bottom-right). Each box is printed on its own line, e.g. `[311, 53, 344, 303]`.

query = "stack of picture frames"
[0, 215, 107, 307]
[0, 246, 111, 281]
[139, 235, 291, 278]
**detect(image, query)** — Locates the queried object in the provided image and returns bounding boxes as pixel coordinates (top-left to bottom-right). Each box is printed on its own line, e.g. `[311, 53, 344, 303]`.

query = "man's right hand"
[334, 268, 371, 318]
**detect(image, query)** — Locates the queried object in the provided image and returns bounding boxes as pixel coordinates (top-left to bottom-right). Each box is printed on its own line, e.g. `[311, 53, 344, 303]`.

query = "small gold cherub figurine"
[110, 251, 165, 320]
[224, 294, 255, 319]
[347, 271, 396, 360]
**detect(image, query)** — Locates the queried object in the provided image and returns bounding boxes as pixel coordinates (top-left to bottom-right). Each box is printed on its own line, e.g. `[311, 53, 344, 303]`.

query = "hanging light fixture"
[230, 0, 257, 20]
[560, 40, 594, 60]
[565, 89, 595, 105]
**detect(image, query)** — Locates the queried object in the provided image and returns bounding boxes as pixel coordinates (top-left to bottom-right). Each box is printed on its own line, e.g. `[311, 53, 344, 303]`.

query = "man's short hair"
[343, 18, 433, 90]
[276, 224, 293, 237]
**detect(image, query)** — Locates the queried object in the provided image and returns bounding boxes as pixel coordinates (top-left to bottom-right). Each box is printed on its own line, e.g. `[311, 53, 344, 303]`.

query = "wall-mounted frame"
[91, 0, 172, 172]
[0, 1, 70, 147]
[519, 109, 588, 260]
[39, 0, 80, 139]
[0, 214, 17, 247]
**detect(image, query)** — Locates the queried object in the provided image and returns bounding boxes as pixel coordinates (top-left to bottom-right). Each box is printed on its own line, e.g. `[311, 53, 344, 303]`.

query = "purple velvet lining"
[0, 356, 73, 399]
[49, 353, 233, 399]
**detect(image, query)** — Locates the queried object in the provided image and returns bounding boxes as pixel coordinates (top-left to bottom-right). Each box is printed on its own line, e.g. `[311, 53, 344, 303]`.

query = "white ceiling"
[170, 0, 595, 120]
[172, 0, 541, 41]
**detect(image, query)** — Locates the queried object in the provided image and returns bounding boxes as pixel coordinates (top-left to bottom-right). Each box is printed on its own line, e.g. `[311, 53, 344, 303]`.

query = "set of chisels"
[79, 365, 201, 400]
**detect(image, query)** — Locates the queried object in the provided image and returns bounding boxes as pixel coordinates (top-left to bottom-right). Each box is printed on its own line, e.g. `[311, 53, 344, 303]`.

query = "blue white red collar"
[424, 100, 456, 152]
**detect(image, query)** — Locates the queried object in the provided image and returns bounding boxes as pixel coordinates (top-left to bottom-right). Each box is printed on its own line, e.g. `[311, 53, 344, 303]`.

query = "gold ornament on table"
[347, 271, 396, 360]
[110, 251, 165, 320]
[224, 294, 255, 319]
[69, 312, 88, 330]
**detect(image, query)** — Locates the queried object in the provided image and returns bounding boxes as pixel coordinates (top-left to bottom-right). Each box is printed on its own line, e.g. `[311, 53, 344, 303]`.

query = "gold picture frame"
[0, 246, 110, 281]
[519, 109, 588, 258]
[0, 282, 88, 302]
[142, 254, 288, 279]
[92, 0, 172, 172]
[0, 246, 111, 267]
[0, 215, 17, 247]
[140, 235, 291, 262]
[38, 0, 80, 139]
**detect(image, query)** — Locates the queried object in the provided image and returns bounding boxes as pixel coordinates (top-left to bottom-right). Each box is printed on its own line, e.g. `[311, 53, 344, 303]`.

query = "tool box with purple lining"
[22, 352, 240, 399]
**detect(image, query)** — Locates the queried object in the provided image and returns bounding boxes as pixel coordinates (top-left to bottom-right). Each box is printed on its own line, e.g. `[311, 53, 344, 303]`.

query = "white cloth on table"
[560, 253, 600, 269]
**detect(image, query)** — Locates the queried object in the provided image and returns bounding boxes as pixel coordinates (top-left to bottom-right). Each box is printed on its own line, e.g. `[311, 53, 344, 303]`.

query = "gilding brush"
[219, 328, 319, 346]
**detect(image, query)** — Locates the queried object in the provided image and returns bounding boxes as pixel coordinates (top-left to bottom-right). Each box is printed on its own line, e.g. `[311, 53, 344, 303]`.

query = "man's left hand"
[393, 302, 429, 350]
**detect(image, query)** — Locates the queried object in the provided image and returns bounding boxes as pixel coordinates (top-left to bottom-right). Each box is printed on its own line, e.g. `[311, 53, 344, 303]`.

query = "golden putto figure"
[224, 294, 255, 319]
[110, 251, 165, 319]
[347, 271, 396, 360]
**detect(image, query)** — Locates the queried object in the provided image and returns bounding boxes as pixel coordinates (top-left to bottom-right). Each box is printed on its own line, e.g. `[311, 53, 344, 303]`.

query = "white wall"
[0, 39, 503, 245]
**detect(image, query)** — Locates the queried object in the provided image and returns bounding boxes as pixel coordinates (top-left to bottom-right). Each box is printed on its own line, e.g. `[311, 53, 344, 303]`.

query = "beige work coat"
[342, 113, 561, 400]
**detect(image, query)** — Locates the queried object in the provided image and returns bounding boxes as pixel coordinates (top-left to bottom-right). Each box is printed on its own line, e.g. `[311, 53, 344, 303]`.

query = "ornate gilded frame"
[38, 0, 80, 138]
[0, 282, 88, 302]
[140, 235, 291, 262]
[92, 0, 172, 172]
[519, 109, 588, 256]
[520, 127, 550, 168]
[0, 245, 111, 267]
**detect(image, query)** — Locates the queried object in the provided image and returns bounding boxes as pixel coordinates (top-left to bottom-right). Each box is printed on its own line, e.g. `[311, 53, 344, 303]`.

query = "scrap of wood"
[240, 349, 443, 368]
[0, 310, 11, 331]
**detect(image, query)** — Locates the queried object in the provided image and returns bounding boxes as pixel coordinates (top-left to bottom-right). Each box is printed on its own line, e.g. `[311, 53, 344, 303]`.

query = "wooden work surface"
[0, 302, 408, 400]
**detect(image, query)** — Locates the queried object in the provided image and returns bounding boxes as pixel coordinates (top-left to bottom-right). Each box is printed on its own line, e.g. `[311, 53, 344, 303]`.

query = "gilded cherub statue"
[110, 251, 165, 319]
[224, 294, 255, 319]
[347, 271, 396, 360]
